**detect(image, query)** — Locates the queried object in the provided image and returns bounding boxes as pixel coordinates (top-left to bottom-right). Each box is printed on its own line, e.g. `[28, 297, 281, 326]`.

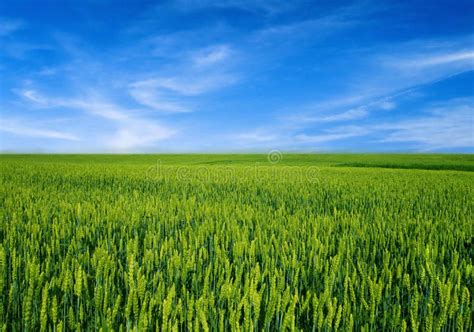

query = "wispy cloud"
[7, 26, 240, 150]
[287, 108, 369, 124]
[379, 42, 474, 86]
[73, 98, 176, 150]
[16, 89, 176, 150]
[18, 89, 127, 120]
[232, 129, 278, 143]
[105, 119, 175, 150]
[233, 96, 473, 151]
[191, 44, 231, 67]
[254, 13, 356, 43]
[294, 126, 370, 144]
[285, 97, 397, 126]
[128, 80, 191, 113]
[128, 70, 238, 113]
[293, 99, 474, 150]
[0, 17, 23, 36]
[0, 118, 79, 141]
[2, 1, 472, 152]
[131, 73, 237, 97]
[121, 36, 238, 113]
[391, 50, 474, 69]
[279, 38, 473, 133]
[318, 108, 370, 122]
[250, 1, 389, 45]
[17, 89, 49, 105]
[377, 101, 473, 150]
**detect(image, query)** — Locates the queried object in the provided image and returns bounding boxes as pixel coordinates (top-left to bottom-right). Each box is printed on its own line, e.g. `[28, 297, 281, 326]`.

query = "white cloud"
[378, 102, 474, 150]
[17, 89, 129, 120]
[377, 100, 396, 110]
[290, 108, 368, 124]
[128, 80, 191, 113]
[250, 1, 380, 43]
[132, 74, 237, 96]
[128, 87, 190, 113]
[398, 50, 474, 68]
[292, 100, 473, 150]
[233, 130, 278, 143]
[285, 97, 397, 126]
[294, 126, 369, 144]
[105, 119, 175, 150]
[379, 46, 474, 88]
[16, 89, 176, 150]
[129, 72, 237, 112]
[321, 108, 369, 122]
[18, 89, 49, 105]
[70, 100, 130, 121]
[274, 38, 472, 139]
[0, 119, 79, 141]
[256, 16, 348, 40]
[192, 45, 231, 67]
[236, 96, 472, 151]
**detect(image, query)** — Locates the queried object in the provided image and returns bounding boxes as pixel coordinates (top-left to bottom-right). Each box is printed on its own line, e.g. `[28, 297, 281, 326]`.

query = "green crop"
[0, 154, 473, 331]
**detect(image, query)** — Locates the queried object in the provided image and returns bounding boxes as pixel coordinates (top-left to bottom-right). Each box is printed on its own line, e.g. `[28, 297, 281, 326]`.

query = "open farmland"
[0, 154, 473, 331]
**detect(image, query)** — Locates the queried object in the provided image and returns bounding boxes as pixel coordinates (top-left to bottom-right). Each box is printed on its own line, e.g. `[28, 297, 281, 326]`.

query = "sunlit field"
[1, 154, 473, 331]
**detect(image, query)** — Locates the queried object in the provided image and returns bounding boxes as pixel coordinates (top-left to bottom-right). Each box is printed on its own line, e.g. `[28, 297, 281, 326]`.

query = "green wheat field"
[1, 154, 473, 331]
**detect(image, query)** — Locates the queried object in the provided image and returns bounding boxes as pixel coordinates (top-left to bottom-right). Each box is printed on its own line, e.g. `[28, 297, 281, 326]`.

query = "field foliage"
[0, 154, 473, 331]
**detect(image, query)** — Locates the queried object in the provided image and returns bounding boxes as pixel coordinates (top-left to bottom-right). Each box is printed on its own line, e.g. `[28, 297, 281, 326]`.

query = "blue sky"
[0, 0, 473, 152]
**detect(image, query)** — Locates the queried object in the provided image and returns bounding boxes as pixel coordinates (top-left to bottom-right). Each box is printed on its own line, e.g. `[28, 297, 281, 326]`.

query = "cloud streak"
[377, 102, 473, 150]
[233, 97, 473, 151]
[0, 17, 23, 36]
[16, 89, 176, 150]
[277, 39, 473, 138]
[393, 50, 474, 69]
[128, 82, 191, 113]
[191, 44, 231, 68]
[293, 99, 474, 150]
[0, 118, 79, 141]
